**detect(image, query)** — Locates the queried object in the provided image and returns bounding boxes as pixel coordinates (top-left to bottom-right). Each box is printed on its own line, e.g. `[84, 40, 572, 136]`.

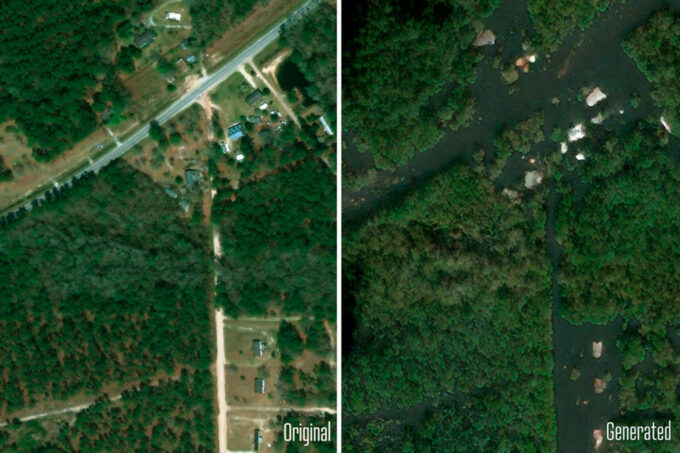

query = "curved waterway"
[343, 1, 680, 451]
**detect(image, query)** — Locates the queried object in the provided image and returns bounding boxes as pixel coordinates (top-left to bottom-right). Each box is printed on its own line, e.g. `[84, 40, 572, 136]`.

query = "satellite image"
[342, 0, 680, 452]
[0, 0, 336, 452]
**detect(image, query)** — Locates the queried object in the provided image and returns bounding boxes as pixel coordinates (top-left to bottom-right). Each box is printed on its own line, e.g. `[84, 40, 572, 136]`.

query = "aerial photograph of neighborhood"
[0, 0, 336, 452]
[343, 0, 680, 452]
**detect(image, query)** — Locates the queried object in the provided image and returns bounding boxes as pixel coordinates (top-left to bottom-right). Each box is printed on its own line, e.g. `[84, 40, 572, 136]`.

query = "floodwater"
[343, 0, 680, 451]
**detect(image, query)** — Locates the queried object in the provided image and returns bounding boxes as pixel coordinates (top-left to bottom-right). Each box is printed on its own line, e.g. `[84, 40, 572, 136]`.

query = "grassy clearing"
[151, 1, 191, 26]
[210, 72, 260, 128]
[226, 362, 282, 407]
[224, 323, 278, 365]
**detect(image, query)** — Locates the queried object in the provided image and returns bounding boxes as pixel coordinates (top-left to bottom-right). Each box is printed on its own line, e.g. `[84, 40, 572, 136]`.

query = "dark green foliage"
[556, 121, 680, 452]
[281, 2, 336, 119]
[623, 9, 680, 134]
[187, 0, 270, 48]
[0, 155, 13, 182]
[1, 369, 215, 451]
[343, 0, 498, 168]
[278, 321, 304, 364]
[344, 163, 556, 450]
[212, 159, 335, 319]
[0, 161, 212, 412]
[528, 0, 611, 53]
[0, 0, 149, 160]
[557, 123, 680, 325]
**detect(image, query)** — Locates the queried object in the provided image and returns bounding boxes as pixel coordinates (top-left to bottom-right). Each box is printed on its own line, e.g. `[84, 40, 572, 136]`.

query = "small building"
[100, 108, 113, 123]
[254, 429, 263, 451]
[236, 153, 245, 162]
[165, 12, 182, 21]
[186, 54, 197, 64]
[175, 58, 188, 73]
[258, 102, 268, 111]
[245, 89, 263, 106]
[254, 377, 265, 394]
[319, 115, 334, 135]
[258, 128, 272, 138]
[134, 29, 155, 48]
[227, 123, 245, 140]
[252, 339, 264, 357]
[246, 115, 261, 125]
[185, 169, 202, 188]
[218, 141, 230, 154]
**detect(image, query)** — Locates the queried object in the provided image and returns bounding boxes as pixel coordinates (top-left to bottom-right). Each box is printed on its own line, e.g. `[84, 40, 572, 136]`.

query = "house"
[186, 55, 197, 64]
[227, 123, 245, 140]
[134, 29, 155, 48]
[252, 339, 264, 357]
[254, 377, 265, 394]
[245, 89, 263, 106]
[184, 169, 202, 188]
[100, 108, 113, 123]
[165, 12, 182, 21]
[254, 429, 263, 451]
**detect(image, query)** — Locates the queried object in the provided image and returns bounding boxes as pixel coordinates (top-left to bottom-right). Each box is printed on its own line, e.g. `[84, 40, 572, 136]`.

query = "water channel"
[343, 1, 680, 451]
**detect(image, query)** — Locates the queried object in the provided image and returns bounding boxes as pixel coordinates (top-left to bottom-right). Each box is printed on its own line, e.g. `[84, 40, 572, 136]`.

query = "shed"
[165, 12, 182, 21]
[245, 89, 263, 106]
[252, 339, 264, 357]
[254, 377, 265, 394]
[254, 429, 263, 450]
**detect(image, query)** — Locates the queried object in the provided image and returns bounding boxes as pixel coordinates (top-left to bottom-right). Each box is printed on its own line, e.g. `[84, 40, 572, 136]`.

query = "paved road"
[3, 0, 317, 217]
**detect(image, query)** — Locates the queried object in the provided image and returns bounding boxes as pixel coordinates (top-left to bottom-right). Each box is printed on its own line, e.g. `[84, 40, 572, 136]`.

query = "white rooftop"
[568, 124, 586, 142]
[165, 12, 181, 21]
[586, 87, 607, 107]
[236, 153, 245, 162]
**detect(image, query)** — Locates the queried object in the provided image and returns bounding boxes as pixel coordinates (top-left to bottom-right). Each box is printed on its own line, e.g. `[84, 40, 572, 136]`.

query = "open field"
[205, 0, 307, 72]
[210, 72, 260, 128]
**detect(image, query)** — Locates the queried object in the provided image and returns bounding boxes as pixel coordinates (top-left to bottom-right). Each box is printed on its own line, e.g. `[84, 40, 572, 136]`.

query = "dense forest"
[187, 0, 270, 48]
[281, 1, 337, 121]
[0, 369, 214, 451]
[212, 158, 335, 319]
[623, 9, 680, 135]
[343, 0, 499, 168]
[0, 161, 213, 413]
[527, 0, 611, 53]
[0, 0, 153, 161]
[343, 162, 555, 450]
